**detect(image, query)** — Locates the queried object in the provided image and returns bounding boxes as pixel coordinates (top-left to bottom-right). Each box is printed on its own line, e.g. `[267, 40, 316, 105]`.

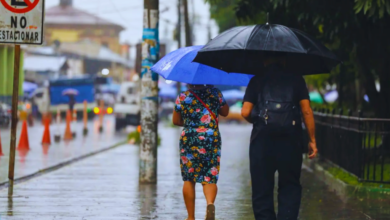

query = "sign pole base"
[7, 45, 20, 197]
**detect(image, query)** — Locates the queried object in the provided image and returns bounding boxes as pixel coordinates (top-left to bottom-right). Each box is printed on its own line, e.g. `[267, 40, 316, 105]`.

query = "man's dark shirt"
[244, 65, 310, 106]
[243, 65, 310, 139]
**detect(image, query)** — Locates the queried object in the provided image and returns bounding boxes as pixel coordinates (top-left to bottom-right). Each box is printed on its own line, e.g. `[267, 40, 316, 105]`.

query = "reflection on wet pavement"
[0, 123, 388, 219]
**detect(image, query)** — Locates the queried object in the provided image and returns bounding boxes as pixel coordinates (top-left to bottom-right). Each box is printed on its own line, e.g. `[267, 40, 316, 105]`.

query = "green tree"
[209, 0, 238, 32]
[207, 0, 390, 117]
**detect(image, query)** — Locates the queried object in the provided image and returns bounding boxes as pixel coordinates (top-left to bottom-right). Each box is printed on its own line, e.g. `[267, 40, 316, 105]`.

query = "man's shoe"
[205, 204, 215, 220]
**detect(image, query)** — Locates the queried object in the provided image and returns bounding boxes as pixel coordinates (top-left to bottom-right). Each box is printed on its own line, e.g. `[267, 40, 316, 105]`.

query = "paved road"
[0, 124, 389, 219]
[0, 115, 127, 184]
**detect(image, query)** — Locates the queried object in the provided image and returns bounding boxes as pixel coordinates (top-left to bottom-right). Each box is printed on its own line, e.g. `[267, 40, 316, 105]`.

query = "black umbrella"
[193, 24, 341, 75]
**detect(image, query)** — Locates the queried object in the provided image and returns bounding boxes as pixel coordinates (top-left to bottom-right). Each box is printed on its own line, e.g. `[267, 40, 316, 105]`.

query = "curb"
[0, 141, 127, 190]
[303, 159, 390, 201]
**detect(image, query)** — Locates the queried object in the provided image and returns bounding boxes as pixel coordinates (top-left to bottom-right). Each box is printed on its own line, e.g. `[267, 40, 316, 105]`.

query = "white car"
[114, 82, 141, 131]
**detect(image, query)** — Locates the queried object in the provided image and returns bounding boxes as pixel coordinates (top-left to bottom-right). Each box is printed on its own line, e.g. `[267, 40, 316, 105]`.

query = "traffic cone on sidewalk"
[17, 120, 30, 151]
[63, 110, 73, 141]
[42, 117, 51, 145]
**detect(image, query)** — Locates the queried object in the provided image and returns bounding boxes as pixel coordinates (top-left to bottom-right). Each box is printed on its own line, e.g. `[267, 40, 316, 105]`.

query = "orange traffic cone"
[42, 117, 51, 145]
[0, 130, 3, 156]
[17, 120, 30, 151]
[63, 110, 73, 141]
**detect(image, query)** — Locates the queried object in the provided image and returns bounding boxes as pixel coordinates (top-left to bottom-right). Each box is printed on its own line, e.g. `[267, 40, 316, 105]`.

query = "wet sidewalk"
[0, 115, 127, 185]
[0, 124, 389, 219]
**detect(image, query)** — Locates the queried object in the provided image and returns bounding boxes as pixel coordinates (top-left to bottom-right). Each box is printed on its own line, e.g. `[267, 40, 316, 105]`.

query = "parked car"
[0, 103, 11, 127]
[114, 82, 141, 131]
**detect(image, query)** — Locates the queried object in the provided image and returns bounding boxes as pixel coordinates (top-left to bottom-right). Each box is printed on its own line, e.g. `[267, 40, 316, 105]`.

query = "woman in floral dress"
[172, 84, 229, 220]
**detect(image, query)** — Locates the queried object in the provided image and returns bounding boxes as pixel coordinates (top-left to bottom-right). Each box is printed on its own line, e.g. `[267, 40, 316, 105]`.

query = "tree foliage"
[207, 0, 390, 117]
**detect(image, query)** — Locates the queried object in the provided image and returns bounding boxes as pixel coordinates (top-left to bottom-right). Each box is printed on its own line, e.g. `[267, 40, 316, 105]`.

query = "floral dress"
[175, 87, 227, 184]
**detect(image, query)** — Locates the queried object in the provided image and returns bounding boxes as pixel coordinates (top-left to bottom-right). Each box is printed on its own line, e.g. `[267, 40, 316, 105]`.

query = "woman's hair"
[187, 84, 214, 89]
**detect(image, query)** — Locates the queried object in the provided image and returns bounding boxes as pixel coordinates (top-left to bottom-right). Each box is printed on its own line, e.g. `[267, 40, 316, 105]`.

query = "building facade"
[44, 0, 124, 54]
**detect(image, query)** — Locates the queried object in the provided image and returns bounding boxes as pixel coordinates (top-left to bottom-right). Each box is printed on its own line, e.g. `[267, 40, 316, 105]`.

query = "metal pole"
[176, 0, 182, 96]
[183, 0, 192, 47]
[177, 0, 182, 48]
[8, 45, 21, 197]
[140, 0, 159, 184]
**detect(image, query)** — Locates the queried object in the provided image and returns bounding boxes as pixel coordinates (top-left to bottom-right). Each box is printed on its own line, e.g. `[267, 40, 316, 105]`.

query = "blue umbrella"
[62, 88, 79, 96]
[23, 81, 37, 94]
[151, 46, 254, 86]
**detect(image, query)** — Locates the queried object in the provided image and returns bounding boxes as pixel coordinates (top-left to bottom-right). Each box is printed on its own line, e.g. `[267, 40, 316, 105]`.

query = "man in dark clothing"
[241, 57, 317, 220]
[68, 95, 76, 111]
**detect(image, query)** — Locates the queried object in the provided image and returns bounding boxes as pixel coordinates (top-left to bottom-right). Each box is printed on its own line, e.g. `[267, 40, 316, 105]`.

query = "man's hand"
[241, 102, 254, 123]
[308, 141, 318, 159]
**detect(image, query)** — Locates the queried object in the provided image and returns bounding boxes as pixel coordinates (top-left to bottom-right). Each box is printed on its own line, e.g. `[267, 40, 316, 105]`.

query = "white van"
[114, 82, 141, 131]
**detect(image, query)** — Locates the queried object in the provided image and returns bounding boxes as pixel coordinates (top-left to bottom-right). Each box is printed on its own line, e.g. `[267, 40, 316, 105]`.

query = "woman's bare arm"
[218, 104, 229, 117]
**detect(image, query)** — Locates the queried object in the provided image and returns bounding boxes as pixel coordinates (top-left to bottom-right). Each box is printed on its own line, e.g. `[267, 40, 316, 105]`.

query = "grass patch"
[363, 134, 382, 148]
[327, 166, 390, 188]
[127, 130, 161, 146]
[363, 163, 390, 183]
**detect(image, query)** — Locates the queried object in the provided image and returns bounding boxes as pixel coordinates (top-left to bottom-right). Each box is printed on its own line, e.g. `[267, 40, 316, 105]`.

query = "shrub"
[127, 130, 161, 146]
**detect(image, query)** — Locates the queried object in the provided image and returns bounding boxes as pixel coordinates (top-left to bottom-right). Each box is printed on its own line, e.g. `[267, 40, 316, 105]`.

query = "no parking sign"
[0, 0, 44, 45]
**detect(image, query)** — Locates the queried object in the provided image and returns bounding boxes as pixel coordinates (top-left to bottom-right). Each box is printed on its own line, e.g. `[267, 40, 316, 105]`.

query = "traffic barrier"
[83, 100, 88, 136]
[63, 110, 73, 141]
[42, 117, 51, 145]
[73, 109, 77, 121]
[27, 113, 34, 127]
[17, 120, 30, 151]
[54, 108, 61, 142]
[98, 100, 104, 133]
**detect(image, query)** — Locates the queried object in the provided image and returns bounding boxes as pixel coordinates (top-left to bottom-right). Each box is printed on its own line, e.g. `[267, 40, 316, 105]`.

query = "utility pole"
[183, 0, 192, 46]
[176, 0, 182, 95]
[139, 0, 159, 184]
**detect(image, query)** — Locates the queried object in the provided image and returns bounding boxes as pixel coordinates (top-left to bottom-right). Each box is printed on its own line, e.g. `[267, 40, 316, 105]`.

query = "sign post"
[0, 0, 45, 197]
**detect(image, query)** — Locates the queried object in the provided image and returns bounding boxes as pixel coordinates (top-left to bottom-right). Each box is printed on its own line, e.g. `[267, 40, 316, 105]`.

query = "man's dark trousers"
[250, 134, 302, 220]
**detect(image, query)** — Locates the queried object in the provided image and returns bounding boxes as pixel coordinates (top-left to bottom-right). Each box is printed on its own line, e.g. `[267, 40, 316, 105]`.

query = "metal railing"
[313, 109, 390, 184]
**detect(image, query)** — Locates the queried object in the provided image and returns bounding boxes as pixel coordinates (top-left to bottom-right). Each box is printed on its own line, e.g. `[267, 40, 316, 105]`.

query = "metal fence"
[313, 110, 390, 184]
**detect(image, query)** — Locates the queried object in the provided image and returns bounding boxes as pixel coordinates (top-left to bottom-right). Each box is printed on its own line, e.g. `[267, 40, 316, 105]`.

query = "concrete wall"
[0, 45, 24, 104]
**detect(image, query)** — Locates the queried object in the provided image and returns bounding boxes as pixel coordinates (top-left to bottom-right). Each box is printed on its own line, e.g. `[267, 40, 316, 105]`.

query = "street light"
[102, 69, 110, 75]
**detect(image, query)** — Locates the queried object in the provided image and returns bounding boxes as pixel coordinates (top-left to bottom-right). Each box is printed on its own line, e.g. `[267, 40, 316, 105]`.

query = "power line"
[108, 0, 132, 23]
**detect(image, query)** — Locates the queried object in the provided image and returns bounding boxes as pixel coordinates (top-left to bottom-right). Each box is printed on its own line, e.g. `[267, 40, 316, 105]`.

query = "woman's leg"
[202, 183, 218, 204]
[183, 181, 196, 219]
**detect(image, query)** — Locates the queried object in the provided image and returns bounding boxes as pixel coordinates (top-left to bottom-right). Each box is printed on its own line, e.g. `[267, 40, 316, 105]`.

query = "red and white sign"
[0, 0, 44, 45]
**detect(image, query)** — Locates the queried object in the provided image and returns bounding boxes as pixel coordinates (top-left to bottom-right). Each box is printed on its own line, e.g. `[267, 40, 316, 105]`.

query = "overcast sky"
[45, 0, 219, 57]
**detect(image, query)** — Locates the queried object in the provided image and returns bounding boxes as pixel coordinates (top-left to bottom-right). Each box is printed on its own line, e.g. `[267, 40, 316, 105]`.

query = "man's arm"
[241, 102, 254, 123]
[299, 99, 317, 159]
